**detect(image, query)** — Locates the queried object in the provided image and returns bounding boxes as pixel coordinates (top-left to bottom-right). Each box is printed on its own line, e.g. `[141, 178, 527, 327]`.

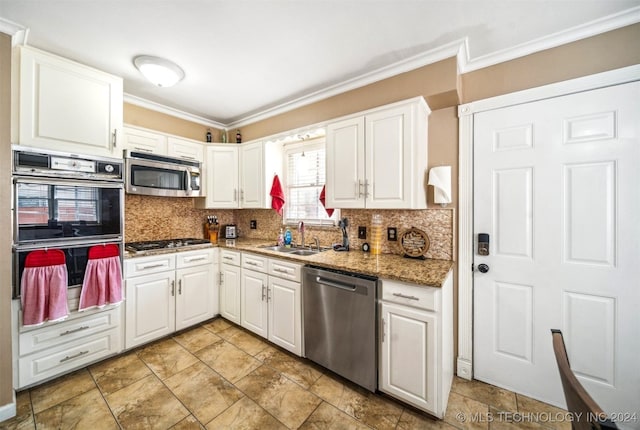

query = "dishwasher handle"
[316, 276, 357, 292]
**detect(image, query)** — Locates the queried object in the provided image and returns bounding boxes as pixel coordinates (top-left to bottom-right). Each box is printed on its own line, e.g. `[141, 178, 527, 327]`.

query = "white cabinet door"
[240, 141, 264, 208]
[268, 276, 301, 355]
[220, 263, 241, 324]
[326, 116, 365, 208]
[380, 301, 437, 415]
[197, 145, 239, 209]
[241, 269, 269, 338]
[125, 271, 176, 349]
[16, 46, 123, 158]
[211, 248, 220, 315]
[366, 104, 414, 209]
[167, 136, 204, 162]
[175, 264, 214, 331]
[122, 126, 168, 154]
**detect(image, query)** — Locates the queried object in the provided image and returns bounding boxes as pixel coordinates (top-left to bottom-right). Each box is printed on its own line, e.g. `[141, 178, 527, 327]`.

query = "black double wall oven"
[12, 146, 125, 299]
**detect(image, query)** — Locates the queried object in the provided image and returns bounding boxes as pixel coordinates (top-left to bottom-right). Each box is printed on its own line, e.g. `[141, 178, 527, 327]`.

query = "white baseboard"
[0, 392, 16, 422]
[456, 358, 473, 380]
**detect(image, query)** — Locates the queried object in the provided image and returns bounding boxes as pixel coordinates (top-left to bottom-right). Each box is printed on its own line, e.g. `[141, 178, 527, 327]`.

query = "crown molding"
[226, 39, 465, 129]
[125, 6, 639, 128]
[123, 93, 226, 129]
[0, 17, 28, 46]
[461, 5, 640, 73]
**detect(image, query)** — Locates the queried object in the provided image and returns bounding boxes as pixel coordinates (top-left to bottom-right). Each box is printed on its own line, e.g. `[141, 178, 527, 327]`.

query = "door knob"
[478, 263, 490, 273]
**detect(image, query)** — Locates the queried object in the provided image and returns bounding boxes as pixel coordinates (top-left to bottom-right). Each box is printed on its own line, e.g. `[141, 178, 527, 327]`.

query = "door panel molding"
[456, 64, 640, 381]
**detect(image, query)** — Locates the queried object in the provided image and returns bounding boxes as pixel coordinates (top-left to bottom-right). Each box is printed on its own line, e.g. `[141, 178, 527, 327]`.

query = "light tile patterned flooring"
[1, 318, 571, 430]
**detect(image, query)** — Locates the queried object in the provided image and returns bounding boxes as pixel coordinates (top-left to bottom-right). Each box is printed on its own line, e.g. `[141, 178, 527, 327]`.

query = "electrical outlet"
[358, 226, 367, 239]
[387, 227, 397, 241]
[250, 220, 257, 229]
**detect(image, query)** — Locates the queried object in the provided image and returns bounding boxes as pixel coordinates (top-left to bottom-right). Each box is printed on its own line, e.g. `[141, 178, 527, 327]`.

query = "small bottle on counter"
[284, 227, 292, 247]
[236, 129, 242, 143]
[277, 228, 285, 246]
[206, 129, 212, 143]
[221, 130, 227, 143]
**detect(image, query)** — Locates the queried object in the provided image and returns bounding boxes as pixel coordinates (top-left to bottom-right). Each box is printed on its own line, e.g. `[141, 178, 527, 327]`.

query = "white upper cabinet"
[196, 140, 282, 209]
[326, 97, 429, 209]
[197, 144, 240, 209]
[122, 126, 168, 154]
[240, 141, 264, 208]
[14, 46, 123, 158]
[167, 136, 205, 162]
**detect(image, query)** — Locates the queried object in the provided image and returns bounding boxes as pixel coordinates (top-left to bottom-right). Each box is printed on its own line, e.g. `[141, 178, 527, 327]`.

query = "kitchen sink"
[258, 244, 330, 255]
[288, 249, 319, 256]
[259, 245, 295, 252]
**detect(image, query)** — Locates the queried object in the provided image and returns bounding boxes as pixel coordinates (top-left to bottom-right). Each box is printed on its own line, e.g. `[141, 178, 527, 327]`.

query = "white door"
[473, 82, 640, 419]
[125, 271, 175, 348]
[326, 116, 365, 208]
[365, 105, 412, 208]
[220, 263, 241, 324]
[379, 301, 436, 414]
[240, 141, 264, 208]
[175, 265, 213, 331]
[268, 277, 301, 355]
[241, 269, 269, 337]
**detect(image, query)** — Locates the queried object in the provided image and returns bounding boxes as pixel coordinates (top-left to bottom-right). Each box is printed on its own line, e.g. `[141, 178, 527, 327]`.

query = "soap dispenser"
[277, 228, 284, 246]
[284, 227, 292, 247]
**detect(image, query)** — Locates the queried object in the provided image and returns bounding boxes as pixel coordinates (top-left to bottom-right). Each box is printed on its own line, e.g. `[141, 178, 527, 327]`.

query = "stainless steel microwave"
[125, 150, 202, 197]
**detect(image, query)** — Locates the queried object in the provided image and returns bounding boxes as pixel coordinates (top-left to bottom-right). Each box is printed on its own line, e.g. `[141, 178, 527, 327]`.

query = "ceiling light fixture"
[133, 55, 185, 88]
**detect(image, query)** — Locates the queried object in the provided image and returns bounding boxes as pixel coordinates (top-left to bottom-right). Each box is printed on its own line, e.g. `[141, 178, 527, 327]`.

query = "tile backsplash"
[125, 196, 454, 261]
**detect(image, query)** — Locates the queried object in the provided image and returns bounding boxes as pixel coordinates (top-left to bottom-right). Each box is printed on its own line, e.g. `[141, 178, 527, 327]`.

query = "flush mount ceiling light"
[133, 55, 185, 88]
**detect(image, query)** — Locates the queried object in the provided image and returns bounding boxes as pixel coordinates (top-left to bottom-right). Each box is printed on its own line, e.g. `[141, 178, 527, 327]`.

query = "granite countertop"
[125, 238, 453, 287]
[219, 239, 453, 288]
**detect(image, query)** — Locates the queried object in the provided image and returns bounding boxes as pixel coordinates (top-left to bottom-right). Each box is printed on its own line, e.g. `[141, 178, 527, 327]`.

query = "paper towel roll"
[428, 166, 452, 206]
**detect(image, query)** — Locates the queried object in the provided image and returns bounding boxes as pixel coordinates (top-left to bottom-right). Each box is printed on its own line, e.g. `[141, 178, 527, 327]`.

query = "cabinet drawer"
[19, 307, 121, 355]
[242, 253, 268, 273]
[176, 249, 214, 268]
[220, 249, 240, 266]
[268, 258, 302, 282]
[18, 328, 122, 389]
[125, 254, 175, 277]
[380, 278, 440, 312]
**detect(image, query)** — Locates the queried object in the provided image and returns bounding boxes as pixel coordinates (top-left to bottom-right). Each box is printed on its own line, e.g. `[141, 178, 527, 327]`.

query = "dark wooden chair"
[551, 329, 618, 430]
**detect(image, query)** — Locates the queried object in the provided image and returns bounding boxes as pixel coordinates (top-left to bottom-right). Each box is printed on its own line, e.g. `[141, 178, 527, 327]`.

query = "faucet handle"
[298, 221, 304, 232]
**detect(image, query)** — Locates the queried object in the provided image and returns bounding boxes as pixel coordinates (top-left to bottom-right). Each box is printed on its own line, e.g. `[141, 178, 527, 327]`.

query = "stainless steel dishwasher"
[303, 265, 378, 392]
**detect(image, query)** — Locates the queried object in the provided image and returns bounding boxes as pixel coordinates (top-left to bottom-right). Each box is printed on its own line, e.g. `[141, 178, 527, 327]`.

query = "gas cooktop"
[125, 238, 212, 253]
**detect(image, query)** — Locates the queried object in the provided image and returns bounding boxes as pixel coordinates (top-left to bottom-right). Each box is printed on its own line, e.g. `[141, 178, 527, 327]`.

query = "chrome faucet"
[312, 236, 320, 251]
[298, 221, 305, 248]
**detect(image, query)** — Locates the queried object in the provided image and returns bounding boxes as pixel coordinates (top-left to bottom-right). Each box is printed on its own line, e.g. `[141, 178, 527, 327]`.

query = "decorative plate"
[399, 227, 430, 258]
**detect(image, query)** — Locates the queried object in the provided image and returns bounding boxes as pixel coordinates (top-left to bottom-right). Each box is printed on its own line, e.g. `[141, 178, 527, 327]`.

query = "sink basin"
[289, 249, 319, 256]
[259, 245, 295, 252]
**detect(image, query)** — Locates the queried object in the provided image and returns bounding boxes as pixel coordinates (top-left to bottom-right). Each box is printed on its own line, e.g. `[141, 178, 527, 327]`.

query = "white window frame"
[282, 139, 339, 226]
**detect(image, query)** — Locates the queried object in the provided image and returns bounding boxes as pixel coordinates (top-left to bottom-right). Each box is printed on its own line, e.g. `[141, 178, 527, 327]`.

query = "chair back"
[551, 329, 618, 430]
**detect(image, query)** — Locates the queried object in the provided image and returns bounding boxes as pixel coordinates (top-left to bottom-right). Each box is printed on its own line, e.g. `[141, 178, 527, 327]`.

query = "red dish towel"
[270, 175, 285, 216]
[79, 244, 123, 311]
[21, 249, 69, 327]
[319, 185, 334, 216]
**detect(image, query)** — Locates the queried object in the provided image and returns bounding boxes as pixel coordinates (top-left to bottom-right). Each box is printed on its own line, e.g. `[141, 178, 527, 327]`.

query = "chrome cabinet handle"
[234, 189, 238, 201]
[60, 350, 89, 363]
[219, 272, 224, 284]
[364, 179, 370, 198]
[246, 261, 258, 266]
[171, 280, 175, 296]
[184, 256, 207, 263]
[392, 292, 420, 301]
[240, 189, 244, 202]
[223, 256, 234, 260]
[357, 180, 364, 198]
[133, 146, 152, 153]
[112, 129, 118, 147]
[178, 279, 182, 295]
[273, 268, 288, 273]
[139, 263, 166, 270]
[59, 326, 90, 336]
[381, 317, 386, 342]
[261, 285, 266, 301]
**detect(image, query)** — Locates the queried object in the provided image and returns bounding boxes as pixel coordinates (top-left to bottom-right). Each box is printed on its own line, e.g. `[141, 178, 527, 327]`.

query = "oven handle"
[13, 176, 124, 189]
[13, 239, 123, 252]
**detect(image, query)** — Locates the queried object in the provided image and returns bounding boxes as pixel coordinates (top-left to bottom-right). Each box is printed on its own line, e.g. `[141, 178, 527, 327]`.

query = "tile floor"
[0, 318, 571, 430]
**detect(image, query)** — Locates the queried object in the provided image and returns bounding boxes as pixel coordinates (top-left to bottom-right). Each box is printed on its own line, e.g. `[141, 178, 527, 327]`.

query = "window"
[16, 183, 100, 225]
[283, 139, 338, 226]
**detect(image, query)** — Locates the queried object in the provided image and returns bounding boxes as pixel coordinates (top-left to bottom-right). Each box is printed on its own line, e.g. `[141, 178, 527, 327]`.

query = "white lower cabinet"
[220, 250, 242, 324]
[236, 252, 303, 356]
[15, 305, 123, 389]
[125, 248, 216, 349]
[379, 271, 453, 418]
